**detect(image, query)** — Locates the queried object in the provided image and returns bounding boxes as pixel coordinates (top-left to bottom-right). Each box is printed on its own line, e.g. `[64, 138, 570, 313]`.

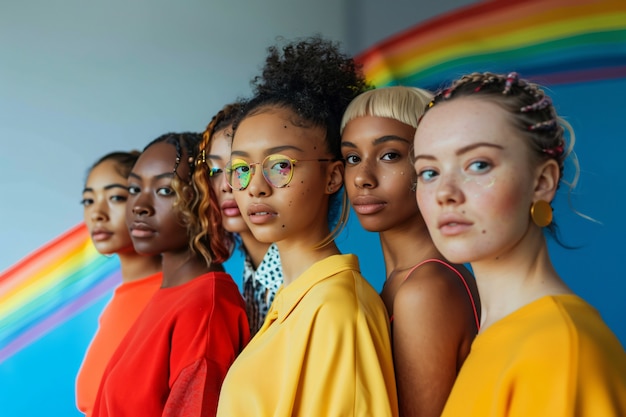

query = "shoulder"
[394, 261, 471, 314]
[306, 270, 387, 326]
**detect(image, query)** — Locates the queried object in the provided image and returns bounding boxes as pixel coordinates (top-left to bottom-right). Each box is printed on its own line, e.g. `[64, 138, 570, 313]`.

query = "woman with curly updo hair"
[413, 72, 626, 416]
[92, 132, 249, 417]
[194, 103, 283, 336]
[216, 36, 398, 417]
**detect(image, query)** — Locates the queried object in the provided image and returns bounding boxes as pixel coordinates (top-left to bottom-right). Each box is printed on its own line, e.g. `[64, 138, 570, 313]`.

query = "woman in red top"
[92, 133, 249, 417]
[76, 151, 162, 417]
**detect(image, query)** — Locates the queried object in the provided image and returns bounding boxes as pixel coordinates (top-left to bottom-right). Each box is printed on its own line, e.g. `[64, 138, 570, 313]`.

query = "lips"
[221, 199, 241, 217]
[91, 228, 113, 242]
[350, 195, 387, 215]
[129, 221, 157, 238]
[247, 203, 277, 225]
[437, 213, 472, 236]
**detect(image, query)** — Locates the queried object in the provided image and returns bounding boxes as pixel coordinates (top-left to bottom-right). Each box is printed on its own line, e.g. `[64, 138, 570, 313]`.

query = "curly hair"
[423, 71, 583, 242]
[233, 36, 370, 248]
[235, 35, 371, 159]
[193, 102, 244, 258]
[143, 132, 231, 265]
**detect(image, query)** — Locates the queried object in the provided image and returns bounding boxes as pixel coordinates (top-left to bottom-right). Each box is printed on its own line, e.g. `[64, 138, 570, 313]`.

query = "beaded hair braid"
[429, 72, 569, 180]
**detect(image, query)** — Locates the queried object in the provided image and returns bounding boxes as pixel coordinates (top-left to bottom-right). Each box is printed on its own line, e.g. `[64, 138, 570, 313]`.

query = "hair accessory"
[502, 72, 519, 95]
[196, 149, 206, 166]
[543, 144, 564, 157]
[173, 155, 181, 174]
[410, 181, 417, 192]
[520, 96, 552, 113]
[530, 200, 552, 227]
[442, 88, 452, 99]
[528, 119, 557, 131]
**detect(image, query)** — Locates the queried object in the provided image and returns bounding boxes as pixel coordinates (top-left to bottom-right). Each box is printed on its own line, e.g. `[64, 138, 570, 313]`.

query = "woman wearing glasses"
[216, 36, 398, 417]
[194, 102, 283, 336]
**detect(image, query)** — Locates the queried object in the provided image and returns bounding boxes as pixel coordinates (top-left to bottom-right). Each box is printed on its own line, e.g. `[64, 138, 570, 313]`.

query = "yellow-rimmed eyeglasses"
[225, 154, 335, 190]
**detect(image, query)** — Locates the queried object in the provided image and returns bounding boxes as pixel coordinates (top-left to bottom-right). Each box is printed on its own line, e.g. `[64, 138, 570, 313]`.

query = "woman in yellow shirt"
[413, 71, 626, 416]
[216, 36, 398, 417]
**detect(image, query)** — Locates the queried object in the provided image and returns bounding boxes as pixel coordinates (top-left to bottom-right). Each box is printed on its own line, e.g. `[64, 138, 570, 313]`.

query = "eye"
[128, 185, 140, 195]
[80, 198, 93, 207]
[209, 167, 223, 177]
[381, 151, 401, 161]
[157, 187, 175, 196]
[344, 154, 360, 165]
[468, 160, 491, 173]
[270, 160, 290, 175]
[110, 195, 128, 203]
[417, 169, 438, 183]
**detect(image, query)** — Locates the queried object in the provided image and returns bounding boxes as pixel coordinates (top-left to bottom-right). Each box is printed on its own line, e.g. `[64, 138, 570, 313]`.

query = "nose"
[131, 194, 154, 217]
[90, 202, 108, 222]
[246, 165, 271, 197]
[219, 172, 231, 193]
[353, 161, 377, 189]
[435, 172, 464, 206]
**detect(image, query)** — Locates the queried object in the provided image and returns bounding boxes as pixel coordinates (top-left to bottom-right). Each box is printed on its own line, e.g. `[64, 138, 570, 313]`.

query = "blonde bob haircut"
[340, 86, 433, 133]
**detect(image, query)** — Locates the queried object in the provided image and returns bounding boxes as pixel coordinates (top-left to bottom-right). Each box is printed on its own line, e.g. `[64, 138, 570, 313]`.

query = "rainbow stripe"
[0, 223, 120, 363]
[357, 0, 626, 88]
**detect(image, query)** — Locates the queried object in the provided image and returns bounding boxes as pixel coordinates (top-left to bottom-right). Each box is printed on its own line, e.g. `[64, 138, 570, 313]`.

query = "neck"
[276, 240, 340, 287]
[240, 231, 271, 269]
[117, 252, 161, 283]
[159, 249, 220, 288]
[379, 216, 442, 278]
[470, 229, 572, 331]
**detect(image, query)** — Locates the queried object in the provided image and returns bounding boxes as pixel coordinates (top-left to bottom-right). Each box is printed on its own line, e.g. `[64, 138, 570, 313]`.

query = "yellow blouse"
[442, 295, 626, 417]
[217, 254, 398, 417]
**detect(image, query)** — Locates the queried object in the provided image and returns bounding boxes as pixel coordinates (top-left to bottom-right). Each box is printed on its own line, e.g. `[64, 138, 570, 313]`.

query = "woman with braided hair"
[92, 132, 249, 417]
[194, 103, 283, 336]
[216, 36, 398, 416]
[413, 72, 626, 416]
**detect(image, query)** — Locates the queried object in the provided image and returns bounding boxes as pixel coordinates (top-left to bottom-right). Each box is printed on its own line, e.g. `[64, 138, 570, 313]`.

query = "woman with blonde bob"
[341, 86, 480, 417]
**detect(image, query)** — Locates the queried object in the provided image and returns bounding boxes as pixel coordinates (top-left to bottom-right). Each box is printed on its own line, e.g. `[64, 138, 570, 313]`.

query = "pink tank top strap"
[404, 258, 480, 330]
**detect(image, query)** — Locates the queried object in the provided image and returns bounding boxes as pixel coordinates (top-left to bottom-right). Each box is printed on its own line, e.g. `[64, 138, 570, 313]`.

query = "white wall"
[0, 0, 351, 271]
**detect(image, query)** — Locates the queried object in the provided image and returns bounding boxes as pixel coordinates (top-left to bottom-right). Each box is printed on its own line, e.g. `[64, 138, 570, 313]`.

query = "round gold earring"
[530, 200, 552, 227]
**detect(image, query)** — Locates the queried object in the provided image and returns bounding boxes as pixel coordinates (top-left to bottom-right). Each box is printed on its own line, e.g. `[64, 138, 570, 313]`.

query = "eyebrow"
[127, 172, 175, 180]
[341, 135, 411, 149]
[82, 183, 128, 194]
[231, 144, 305, 158]
[414, 142, 504, 161]
[207, 153, 224, 161]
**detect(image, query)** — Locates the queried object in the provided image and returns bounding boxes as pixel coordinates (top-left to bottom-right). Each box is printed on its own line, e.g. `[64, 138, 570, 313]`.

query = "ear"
[533, 159, 560, 203]
[326, 160, 344, 194]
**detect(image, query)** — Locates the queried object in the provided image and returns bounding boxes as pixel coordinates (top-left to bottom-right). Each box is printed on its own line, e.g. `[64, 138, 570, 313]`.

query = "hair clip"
[521, 96, 552, 113]
[528, 119, 557, 131]
[543, 144, 564, 157]
[502, 72, 519, 95]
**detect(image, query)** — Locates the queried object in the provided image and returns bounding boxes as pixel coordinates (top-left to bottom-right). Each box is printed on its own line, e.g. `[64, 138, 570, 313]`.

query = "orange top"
[76, 272, 162, 417]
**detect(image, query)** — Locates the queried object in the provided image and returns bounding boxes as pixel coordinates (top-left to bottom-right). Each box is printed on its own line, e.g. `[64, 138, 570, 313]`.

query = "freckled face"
[413, 97, 536, 264]
[82, 159, 134, 255]
[230, 107, 337, 246]
[126, 142, 191, 256]
[207, 129, 249, 234]
[341, 116, 419, 232]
